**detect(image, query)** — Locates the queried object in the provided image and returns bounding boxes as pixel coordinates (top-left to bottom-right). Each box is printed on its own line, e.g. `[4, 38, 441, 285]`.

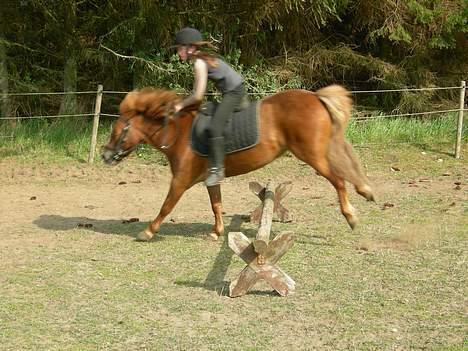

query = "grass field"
[0, 134, 466, 350]
[0, 113, 465, 162]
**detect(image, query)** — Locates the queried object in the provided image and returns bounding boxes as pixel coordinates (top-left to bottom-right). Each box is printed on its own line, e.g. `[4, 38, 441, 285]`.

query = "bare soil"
[0, 148, 467, 350]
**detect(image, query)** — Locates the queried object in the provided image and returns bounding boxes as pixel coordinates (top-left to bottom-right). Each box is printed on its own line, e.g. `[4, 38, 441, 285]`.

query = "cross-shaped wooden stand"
[228, 181, 296, 297]
[249, 181, 292, 224]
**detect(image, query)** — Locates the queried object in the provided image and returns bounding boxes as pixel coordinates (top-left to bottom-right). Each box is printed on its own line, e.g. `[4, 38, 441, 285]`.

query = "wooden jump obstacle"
[249, 181, 292, 224]
[228, 181, 296, 297]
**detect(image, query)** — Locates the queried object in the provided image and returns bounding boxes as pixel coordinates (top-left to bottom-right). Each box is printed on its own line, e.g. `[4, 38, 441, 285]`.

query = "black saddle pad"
[190, 101, 260, 157]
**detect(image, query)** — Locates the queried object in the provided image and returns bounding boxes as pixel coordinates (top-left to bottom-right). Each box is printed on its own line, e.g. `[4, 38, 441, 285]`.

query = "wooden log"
[249, 181, 265, 225]
[229, 266, 258, 298]
[228, 181, 296, 298]
[228, 230, 296, 297]
[253, 181, 275, 257]
[249, 181, 265, 200]
[249, 181, 292, 223]
[273, 181, 292, 223]
[228, 232, 258, 297]
[228, 232, 256, 264]
[264, 231, 296, 264]
[257, 265, 295, 297]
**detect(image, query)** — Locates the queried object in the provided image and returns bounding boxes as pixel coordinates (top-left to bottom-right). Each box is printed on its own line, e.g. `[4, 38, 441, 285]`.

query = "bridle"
[111, 111, 180, 161]
[158, 111, 181, 150]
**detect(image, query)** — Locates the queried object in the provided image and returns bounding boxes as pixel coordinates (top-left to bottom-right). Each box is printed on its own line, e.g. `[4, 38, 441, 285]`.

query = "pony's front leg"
[137, 178, 188, 241]
[206, 185, 224, 241]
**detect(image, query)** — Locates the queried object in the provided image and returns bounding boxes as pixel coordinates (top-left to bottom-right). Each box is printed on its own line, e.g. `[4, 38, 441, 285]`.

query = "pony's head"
[102, 88, 181, 165]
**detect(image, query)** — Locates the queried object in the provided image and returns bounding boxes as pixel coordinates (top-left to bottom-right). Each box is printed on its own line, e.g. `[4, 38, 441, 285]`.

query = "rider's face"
[177, 45, 196, 61]
[177, 46, 188, 61]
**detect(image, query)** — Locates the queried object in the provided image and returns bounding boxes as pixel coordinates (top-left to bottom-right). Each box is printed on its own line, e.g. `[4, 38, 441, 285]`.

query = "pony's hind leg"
[355, 184, 375, 202]
[293, 148, 359, 229]
[343, 141, 375, 202]
[315, 160, 358, 230]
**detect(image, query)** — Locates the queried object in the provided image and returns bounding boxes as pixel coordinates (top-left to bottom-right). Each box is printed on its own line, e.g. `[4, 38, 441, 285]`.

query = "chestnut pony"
[102, 85, 374, 241]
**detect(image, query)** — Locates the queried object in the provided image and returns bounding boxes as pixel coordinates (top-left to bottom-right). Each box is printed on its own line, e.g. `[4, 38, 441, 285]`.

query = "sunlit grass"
[0, 113, 465, 163]
[346, 114, 464, 146]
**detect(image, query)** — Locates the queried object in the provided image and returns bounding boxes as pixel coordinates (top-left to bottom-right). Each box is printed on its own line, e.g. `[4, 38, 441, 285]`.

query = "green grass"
[0, 138, 466, 350]
[0, 114, 466, 163]
[0, 118, 99, 162]
[346, 114, 465, 146]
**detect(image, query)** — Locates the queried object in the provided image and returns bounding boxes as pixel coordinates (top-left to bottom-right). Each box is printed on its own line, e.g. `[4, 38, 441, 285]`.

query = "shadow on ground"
[33, 214, 213, 239]
[34, 213, 285, 296]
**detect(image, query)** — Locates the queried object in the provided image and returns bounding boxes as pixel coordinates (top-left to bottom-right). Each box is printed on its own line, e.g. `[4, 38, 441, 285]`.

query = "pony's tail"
[316, 85, 352, 129]
[316, 85, 374, 201]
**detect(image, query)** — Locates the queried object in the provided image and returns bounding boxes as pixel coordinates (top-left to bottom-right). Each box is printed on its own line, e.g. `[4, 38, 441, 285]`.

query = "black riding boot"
[205, 137, 225, 187]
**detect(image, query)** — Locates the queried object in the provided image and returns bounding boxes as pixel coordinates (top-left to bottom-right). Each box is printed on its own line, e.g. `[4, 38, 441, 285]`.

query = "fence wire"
[102, 86, 464, 96]
[0, 85, 465, 121]
[0, 113, 94, 120]
[1, 91, 96, 97]
[353, 109, 466, 122]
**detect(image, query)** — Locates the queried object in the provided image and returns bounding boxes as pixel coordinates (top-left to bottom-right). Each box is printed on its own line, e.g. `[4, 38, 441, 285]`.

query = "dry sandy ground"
[0, 152, 467, 350]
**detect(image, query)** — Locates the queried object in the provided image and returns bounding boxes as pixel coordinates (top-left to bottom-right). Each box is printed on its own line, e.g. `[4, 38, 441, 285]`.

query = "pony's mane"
[120, 88, 181, 119]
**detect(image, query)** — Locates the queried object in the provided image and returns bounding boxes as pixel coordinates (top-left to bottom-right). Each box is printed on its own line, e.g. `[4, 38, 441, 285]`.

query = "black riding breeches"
[209, 84, 245, 138]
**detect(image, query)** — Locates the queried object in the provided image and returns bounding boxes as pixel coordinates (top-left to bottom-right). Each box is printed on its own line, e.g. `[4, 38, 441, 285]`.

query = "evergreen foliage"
[1, 0, 467, 116]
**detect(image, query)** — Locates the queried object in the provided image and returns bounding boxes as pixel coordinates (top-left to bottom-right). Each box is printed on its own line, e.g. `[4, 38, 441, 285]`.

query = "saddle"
[190, 100, 260, 157]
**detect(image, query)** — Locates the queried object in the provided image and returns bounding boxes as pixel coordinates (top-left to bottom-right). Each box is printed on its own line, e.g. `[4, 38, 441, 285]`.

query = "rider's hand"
[174, 103, 183, 113]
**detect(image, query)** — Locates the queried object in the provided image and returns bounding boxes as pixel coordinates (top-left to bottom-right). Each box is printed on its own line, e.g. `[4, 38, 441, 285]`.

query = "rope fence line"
[1, 108, 463, 121]
[353, 109, 467, 122]
[1, 91, 97, 97]
[353, 140, 459, 147]
[1, 84, 456, 96]
[101, 85, 464, 96]
[2, 85, 464, 121]
[0, 113, 94, 120]
[350, 86, 463, 94]
[1, 110, 462, 121]
[1, 81, 465, 160]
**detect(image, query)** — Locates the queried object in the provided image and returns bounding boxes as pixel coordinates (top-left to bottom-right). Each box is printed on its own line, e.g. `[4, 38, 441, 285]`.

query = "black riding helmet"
[175, 27, 203, 46]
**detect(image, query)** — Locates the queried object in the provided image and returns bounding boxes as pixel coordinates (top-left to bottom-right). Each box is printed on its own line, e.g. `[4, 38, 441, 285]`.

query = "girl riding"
[173, 27, 246, 187]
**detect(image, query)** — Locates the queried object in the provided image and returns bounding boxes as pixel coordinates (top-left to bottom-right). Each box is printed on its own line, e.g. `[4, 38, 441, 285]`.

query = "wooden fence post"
[455, 80, 466, 159]
[88, 84, 103, 163]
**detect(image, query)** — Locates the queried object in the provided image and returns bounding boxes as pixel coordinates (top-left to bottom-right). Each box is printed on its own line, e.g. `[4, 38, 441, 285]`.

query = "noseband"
[111, 119, 134, 162]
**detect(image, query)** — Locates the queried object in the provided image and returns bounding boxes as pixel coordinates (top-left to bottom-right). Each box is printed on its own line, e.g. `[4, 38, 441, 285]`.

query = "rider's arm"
[175, 58, 207, 111]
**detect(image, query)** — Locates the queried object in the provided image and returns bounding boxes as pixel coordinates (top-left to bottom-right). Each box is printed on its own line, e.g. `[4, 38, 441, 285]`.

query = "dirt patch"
[357, 223, 440, 252]
[0, 151, 467, 350]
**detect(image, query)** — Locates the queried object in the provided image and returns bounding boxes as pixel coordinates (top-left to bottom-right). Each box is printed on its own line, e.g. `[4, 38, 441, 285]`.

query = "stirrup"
[205, 167, 225, 187]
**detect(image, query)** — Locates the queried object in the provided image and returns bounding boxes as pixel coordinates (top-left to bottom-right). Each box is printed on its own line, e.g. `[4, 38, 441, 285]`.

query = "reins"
[159, 111, 181, 150]
[116, 111, 181, 156]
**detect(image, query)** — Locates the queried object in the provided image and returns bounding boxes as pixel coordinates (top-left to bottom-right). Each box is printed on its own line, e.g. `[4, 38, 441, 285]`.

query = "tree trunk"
[59, 0, 78, 115]
[0, 19, 10, 122]
[59, 54, 78, 115]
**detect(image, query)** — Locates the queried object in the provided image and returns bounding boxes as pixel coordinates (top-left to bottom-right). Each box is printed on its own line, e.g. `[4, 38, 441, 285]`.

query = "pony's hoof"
[358, 185, 375, 202]
[137, 230, 154, 242]
[347, 218, 358, 230]
[206, 232, 219, 241]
